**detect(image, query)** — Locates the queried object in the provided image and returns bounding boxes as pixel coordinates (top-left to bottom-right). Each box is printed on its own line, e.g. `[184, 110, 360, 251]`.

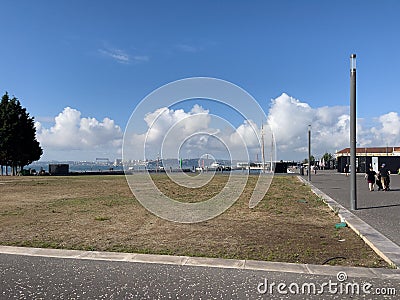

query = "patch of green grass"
[94, 216, 111, 221]
[100, 196, 135, 207]
[82, 245, 97, 251]
[0, 209, 24, 216]
[109, 245, 175, 256]
[7, 240, 62, 249]
[49, 197, 93, 207]
[77, 209, 92, 213]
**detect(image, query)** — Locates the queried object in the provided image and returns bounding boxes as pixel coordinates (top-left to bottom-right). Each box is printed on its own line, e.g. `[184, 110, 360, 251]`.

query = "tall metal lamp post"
[350, 54, 357, 210]
[308, 124, 311, 182]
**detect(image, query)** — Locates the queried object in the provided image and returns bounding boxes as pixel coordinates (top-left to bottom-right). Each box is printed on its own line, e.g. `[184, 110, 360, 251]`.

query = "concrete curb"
[298, 176, 400, 269]
[1, 245, 400, 280]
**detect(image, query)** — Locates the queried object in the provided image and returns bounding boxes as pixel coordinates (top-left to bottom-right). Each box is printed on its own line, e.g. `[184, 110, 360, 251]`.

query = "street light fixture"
[350, 54, 357, 210]
[308, 124, 311, 182]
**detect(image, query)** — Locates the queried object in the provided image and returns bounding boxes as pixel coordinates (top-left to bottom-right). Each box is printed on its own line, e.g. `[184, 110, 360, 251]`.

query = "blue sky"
[1, 1, 400, 161]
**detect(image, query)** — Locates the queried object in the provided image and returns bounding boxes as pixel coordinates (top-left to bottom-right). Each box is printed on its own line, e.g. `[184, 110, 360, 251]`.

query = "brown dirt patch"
[0, 174, 389, 268]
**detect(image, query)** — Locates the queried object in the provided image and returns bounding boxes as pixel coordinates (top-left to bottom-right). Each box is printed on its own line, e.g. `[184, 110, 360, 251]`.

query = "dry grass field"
[0, 174, 389, 268]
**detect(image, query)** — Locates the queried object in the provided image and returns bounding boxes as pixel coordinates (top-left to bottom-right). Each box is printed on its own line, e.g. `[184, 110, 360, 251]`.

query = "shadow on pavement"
[357, 203, 400, 210]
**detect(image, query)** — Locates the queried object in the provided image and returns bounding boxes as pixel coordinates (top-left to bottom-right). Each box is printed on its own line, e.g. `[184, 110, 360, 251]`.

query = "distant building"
[96, 158, 110, 164]
[335, 147, 400, 173]
[114, 159, 122, 166]
[49, 164, 69, 175]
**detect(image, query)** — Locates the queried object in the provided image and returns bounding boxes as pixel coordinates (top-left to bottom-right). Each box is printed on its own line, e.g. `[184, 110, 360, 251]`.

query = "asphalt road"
[1, 253, 399, 299]
[305, 171, 400, 247]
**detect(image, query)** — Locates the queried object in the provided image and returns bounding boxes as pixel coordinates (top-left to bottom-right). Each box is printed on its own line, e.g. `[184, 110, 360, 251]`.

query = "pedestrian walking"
[379, 163, 390, 191]
[376, 173, 383, 191]
[364, 167, 377, 191]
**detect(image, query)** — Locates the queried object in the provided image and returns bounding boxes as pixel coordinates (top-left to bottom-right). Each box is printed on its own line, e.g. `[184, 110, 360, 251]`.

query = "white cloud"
[370, 112, 400, 145]
[35, 107, 122, 160]
[229, 120, 259, 148]
[99, 48, 130, 64]
[267, 93, 351, 158]
[123, 104, 264, 162]
[124, 105, 215, 159]
[124, 96, 354, 162]
[266, 93, 400, 160]
[144, 105, 210, 143]
[35, 96, 400, 162]
[98, 48, 149, 64]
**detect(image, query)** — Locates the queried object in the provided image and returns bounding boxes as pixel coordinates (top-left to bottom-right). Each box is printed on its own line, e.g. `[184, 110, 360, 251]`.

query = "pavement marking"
[299, 176, 400, 269]
[1, 245, 400, 280]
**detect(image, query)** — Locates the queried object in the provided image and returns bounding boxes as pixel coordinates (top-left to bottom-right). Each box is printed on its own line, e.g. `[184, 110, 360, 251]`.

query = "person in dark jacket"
[364, 167, 377, 191]
[376, 173, 383, 191]
[379, 163, 390, 191]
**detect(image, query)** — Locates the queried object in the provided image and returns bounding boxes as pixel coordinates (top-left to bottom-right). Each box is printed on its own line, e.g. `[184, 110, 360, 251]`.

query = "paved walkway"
[1, 247, 399, 299]
[300, 170, 400, 268]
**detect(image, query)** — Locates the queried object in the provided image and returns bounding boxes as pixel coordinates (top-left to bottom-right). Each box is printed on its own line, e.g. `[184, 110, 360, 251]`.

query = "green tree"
[302, 155, 315, 165]
[0, 92, 42, 175]
[322, 152, 334, 169]
[310, 155, 315, 165]
[322, 152, 333, 162]
[0, 93, 12, 174]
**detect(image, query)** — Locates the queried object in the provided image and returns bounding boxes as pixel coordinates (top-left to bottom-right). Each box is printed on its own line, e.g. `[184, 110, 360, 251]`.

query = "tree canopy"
[0, 92, 42, 175]
[322, 152, 333, 163]
[303, 155, 315, 165]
